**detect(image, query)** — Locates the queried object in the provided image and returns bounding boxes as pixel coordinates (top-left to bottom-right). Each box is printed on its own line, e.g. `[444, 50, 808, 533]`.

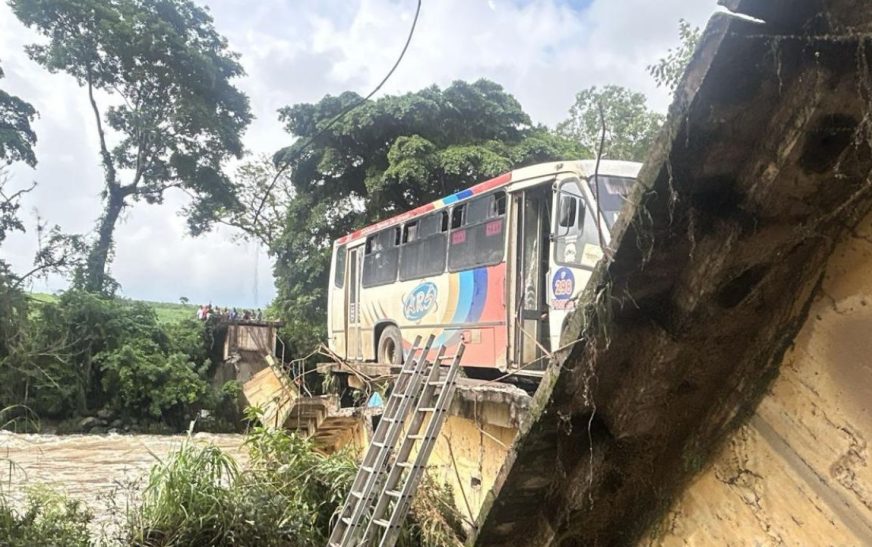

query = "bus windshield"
[587, 175, 635, 228]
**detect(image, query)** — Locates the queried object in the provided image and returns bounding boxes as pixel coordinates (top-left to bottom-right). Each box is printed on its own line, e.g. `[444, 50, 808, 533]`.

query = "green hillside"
[28, 292, 198, 324]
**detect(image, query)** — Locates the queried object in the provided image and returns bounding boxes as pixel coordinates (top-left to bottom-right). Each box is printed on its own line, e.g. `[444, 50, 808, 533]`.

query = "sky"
[0, 0, 718, 308]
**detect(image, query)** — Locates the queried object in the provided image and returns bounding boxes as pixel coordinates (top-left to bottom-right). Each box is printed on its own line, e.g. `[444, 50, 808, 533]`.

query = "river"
[0, 432, 247, 534]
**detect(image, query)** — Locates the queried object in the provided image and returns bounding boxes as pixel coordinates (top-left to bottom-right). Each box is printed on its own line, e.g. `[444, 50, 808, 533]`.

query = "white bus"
[327, 160, 641, 375]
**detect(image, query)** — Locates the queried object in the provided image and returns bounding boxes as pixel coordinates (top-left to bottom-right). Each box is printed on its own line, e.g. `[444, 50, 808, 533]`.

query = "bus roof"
[335, 159, 642, 246]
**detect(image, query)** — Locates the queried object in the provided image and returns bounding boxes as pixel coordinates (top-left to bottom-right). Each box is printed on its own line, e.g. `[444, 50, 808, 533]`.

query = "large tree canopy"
[11, 0, 252, 292]
[0, 63, 37, 167]
[269, 79, 584, 352]
[557, 85, 663, 163]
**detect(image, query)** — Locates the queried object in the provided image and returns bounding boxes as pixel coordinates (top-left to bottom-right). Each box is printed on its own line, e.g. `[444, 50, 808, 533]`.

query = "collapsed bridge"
[474, 0, 872, 544]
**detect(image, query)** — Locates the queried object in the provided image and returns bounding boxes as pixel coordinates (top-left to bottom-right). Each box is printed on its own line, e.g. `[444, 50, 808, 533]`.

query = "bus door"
[346, 246, 363, 361]
[549, 177, 604, 350]
[512, 184, 552, 371]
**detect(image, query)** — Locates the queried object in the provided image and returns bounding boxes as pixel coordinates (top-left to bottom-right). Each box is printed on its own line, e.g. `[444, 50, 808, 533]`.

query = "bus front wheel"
[377, 326, 403, 365]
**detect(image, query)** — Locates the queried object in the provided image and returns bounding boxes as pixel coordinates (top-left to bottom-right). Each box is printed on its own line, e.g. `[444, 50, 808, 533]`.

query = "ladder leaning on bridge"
[328, 334, 465, 547]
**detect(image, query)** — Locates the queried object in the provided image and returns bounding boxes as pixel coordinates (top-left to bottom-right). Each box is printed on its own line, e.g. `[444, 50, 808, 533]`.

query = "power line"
[252, 0, 423, 224]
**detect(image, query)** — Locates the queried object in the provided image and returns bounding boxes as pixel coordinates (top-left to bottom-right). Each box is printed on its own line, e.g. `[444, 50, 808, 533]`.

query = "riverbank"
[0, 428, 463, 546]
[0, 432, 247, 538]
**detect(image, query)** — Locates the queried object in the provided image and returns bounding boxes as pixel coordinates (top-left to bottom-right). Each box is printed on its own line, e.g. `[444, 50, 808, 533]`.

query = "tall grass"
[124, 424, 464, 546]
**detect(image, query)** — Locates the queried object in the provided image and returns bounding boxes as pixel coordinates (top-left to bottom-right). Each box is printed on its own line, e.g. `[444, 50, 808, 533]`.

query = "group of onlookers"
[196, 304, 264, 322]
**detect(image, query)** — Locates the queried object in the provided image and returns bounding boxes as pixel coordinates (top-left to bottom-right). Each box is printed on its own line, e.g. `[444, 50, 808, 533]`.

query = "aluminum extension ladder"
[328, 334, 465, 547]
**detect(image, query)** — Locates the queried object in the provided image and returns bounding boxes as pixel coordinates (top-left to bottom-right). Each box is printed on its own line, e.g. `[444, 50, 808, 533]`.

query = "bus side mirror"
[558, 195, 577, 229]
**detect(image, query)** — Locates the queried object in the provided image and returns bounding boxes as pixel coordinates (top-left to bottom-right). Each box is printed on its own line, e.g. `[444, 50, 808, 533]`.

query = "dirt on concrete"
[645, 209, 872, 545]
[473, 1, 872, 545]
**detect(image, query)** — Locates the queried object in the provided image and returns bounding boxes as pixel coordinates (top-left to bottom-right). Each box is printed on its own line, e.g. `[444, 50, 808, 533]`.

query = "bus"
[327, 160, 641, 375]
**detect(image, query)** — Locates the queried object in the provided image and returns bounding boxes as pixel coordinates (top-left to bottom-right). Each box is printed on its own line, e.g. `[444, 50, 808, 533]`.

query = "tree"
[269, 79, 584, 353]
[0, 62, 37, 167]
[648, 19, 702, 92]
[10, 0, 252, 293]
[557, 85, 664, 162]
[219, 155, 294, 249]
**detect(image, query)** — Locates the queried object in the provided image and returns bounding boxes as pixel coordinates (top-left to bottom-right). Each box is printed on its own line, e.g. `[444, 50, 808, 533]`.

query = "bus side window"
[363, 227, 400, 287]
[451, 205, 465, 229]
[399, 211, 448, 281]
[334, 245, 346, 288]
[403, 221, 418, 243]
[448, 191, 506, 271]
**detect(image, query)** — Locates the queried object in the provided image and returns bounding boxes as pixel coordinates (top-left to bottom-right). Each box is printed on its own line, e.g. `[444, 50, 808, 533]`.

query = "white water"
[0, 432, 246, 531]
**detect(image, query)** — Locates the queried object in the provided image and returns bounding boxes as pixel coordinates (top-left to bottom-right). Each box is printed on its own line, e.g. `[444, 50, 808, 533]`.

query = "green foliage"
[125, 425, 462, 546]
[0, 486, 92, 547]
[10, 0, 252, 291]
[100, 343, 208, 423]
[270, 79, 583, 354]
[557, 85, 664, 163]
[0, 63, 37, 167]
[0, 289, 232, 430]
[648, 19, 702, 92]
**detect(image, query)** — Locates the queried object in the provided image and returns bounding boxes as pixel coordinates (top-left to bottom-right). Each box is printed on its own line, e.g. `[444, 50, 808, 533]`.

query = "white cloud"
[0, 0, 717, 307]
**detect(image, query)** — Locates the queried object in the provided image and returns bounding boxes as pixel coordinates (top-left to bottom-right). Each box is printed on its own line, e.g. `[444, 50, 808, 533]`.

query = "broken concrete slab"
[474, 1, 872, 545]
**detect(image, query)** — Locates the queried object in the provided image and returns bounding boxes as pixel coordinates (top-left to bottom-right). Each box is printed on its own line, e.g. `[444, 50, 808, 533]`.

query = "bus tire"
[377, 326, 403, 365]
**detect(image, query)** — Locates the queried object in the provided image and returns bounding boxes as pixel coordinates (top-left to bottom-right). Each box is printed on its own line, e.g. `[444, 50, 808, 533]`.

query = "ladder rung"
[341, 517, 352, 525]
[396, 461, 414, 468]
[385, 489, 401, 498]
[350, 489, 363, 498]
[361, 465, 375, 473]
[408, 434, 426, 440]
[374, 518, 391, 528]
[419, 407, 438, 412]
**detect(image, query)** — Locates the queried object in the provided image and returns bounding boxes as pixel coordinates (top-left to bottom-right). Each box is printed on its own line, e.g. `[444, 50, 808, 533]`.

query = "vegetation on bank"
[1, 287, 241, 434]
[0, 423, 464, 547]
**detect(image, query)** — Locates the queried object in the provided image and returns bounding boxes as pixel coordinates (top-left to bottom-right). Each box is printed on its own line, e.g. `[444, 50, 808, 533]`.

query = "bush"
[99, 343, 209, 427]
[0, 486, 92, 547]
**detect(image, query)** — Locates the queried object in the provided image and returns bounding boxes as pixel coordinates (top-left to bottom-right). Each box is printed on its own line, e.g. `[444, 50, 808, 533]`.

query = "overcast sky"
[0, 0, 717, 307]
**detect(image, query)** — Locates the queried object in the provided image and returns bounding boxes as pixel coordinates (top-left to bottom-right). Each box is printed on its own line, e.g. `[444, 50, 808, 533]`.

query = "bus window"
[334, 245, 346, 288]
[403, 222, 418, 243]
[399, 211, 448, 280]
[555, 180, 599, 267]
[448, 192, 506, 271]
[363, 227, 400, 287]
[451, 204, 465, 229]
[588, 175, 634, 227]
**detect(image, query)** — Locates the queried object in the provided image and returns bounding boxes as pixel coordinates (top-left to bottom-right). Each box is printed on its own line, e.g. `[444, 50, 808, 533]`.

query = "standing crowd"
[196, 304, 264, 322]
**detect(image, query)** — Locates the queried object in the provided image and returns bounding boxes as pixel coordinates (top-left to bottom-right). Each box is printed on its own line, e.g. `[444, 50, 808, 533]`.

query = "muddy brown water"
[0, 432, 247, 535]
